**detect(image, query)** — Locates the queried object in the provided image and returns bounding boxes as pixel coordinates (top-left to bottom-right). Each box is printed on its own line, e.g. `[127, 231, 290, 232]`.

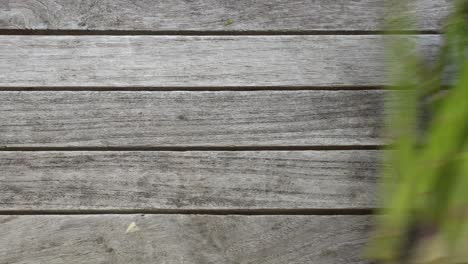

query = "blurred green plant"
[369, 0, 468, 263]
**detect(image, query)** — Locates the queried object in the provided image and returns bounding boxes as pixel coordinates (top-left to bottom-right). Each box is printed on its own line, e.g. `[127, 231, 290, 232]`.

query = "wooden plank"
[0, 215, 372, 264]
[0, 0, 450, 31]
[0, 35, 441, 87]
[0, 150, 379, 210]
[0, 90, 385, 147]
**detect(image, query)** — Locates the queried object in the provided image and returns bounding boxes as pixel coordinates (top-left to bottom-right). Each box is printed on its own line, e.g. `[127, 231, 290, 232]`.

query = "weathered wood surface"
[0, 90, 385, 147]
[0, 35, 440, 87]
[0, 150, 379, 210]
[0, 0, 450, 31]
[0, 215, 372, 264]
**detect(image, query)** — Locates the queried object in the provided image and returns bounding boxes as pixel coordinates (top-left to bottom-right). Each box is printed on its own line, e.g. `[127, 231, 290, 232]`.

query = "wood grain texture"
[0, 0, 450, 31]
[0, 215, 372, 264]
[0, 35, 441, 87]
[0, 150, 379, 210]
[0, 90, 385, 147]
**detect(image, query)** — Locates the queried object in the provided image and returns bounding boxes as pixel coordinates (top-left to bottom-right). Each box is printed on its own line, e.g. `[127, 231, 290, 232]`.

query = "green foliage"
[224, 18, 234, 26]
[369, 1, 468, 263]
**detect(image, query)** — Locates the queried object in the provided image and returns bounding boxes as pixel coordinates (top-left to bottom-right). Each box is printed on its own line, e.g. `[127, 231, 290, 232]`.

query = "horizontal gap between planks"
[0, 29, 441, 36]
[0, 145, 385, 152]
[0, 208, 375, 216]
[0, 86, 450, 92]
[0, 86, 384, 91]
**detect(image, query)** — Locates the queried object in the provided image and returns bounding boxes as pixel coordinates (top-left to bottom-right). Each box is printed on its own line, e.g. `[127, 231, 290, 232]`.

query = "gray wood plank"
[0, 90, 385, 147]
[0, 214, 372, 264]
[0, 150, 379, 210]
[0, 0, 450, 31]
[0, 35, 441, 87]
